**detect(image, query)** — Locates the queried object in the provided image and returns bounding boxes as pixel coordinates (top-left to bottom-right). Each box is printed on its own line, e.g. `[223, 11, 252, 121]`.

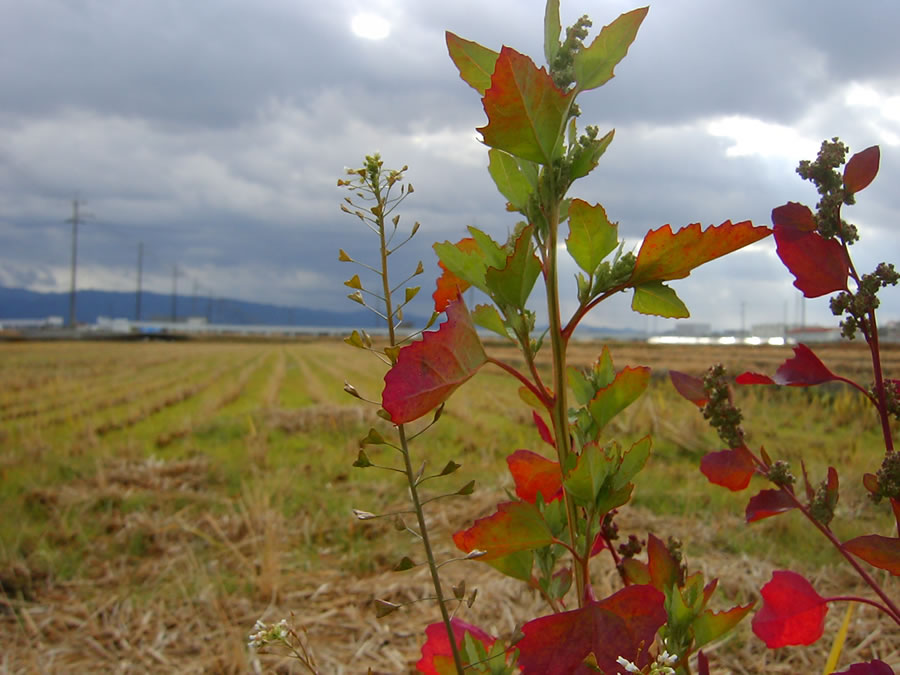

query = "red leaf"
[771, 202, 816, 231]
[669, 370, 708, 407]
[417, 618, 495, 675]
[701, 447, 757, 491]
[774, 226, 848, 298]
[833, 660, 895, 675]
[507, 449, 563, 504]
[735, 372, 776, 385]
[452, 501, 553, 560]
[738, 344, 842, 388]
[382, 297, 487, 423]
[516, 585, 666, 674]
[433, 237, 478, 312]
[630, 220, 771, 286]
[843, 534, 900, 576]
[843, 146, 881, 194]
[532, 410, 556, 448]
[478, 46, 573, 165]
[746, 489, 796, 522]
[751, 570, 828, 648]
[697, 650, 710, 675]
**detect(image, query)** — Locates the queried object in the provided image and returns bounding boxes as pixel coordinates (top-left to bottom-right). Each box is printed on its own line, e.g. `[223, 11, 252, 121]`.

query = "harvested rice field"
[1, 338, 897, 673]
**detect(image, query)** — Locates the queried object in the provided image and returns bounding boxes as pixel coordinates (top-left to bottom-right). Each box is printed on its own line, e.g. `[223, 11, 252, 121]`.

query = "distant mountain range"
[0, 286, 390, 328]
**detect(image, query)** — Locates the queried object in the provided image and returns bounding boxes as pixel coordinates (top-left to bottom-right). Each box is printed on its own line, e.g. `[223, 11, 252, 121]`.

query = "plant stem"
[862, 311, 895, 453]
[544, 196, 586, 606]
[373, 176, 466, 675]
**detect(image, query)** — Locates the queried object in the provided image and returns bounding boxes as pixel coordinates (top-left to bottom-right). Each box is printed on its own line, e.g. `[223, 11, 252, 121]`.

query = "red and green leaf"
[433, 237, 479, 312]
[478, 46, 573, 165]
[701, 447, 757, 491]
[572, 7, 649, 92]
[774, 224, 849, 298]
[843, 534, 900, 576]
[382, 297, 486, 423]
[669, 370, 708, 407]
[587, 365, 650, 431]
[566, 199, 618, 274]
[452, 500, 553, 561]
[693, 602, 755, 648]
[646, 533, 680, 591]
[751, 570, 828, 648]
[445, 32, 499, 95]
[629, 220, 771, 286]
[843, 145, 880, 195]
[532, 410, 556, 448]
[507, 449, 563, 503]
[417, 618, 495, 675]
[746, 489, 796, 523]
[515, 585, 666, 674]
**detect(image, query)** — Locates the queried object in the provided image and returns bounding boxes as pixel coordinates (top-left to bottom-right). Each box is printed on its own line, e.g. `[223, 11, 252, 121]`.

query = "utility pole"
[135, 242, 144, 321]
[170, 265, 182, 323]
[66, 198, 92, 327]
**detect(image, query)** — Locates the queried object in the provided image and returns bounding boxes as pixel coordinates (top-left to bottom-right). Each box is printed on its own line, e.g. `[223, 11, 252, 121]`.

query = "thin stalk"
[373, 177, 466, 675]
[861, 311, 895, 453]
[544, 196, 586, 606]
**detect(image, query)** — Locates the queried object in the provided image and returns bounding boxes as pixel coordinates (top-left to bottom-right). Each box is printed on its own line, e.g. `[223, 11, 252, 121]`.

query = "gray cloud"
[1, 0, 899, 332]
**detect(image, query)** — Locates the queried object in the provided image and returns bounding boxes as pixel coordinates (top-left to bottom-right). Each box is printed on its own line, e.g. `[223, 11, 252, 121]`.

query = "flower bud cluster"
[797, 138, 858, 243]
[767, 460, 796, 488]
[831, 263, 900, 340]
[701, 365, 744, 449]
[870, 452, 900, 503]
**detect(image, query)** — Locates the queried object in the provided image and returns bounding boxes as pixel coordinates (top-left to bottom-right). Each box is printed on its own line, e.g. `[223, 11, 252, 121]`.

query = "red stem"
[486, 356, 552, 408]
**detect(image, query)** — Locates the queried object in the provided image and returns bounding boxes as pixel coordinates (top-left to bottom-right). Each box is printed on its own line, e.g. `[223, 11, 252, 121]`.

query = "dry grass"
[1, 339, 898, 673]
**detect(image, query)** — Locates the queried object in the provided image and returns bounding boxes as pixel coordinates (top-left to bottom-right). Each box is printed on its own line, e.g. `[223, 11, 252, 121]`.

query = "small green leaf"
[613, 436, 652, 490]
[446, 31, 500, 95]
[472, 304, 511, 339]
[593, 346, 616, 390]
[344, 330, 365, 349]
[344, 274, 363, 290]
[468, 227, 507, 268]
[588, 366, 650, 431]
[359, 428, 386, 447]
[404, 286, 420, 303]
[567, 367, 594, 406]
[440, 460, 462, 476]
[484, 225, 542, 308]
[566, 199, 618, 274]
[347, 291, 365, 305]
[631, 281, 690, 318]
[693, 603, 755, 648]
[564, 443, 613, 506]
[571, 128, 615, 180]
[374, 599, 400, 618]
[457, 480, 476, 495]
[393, 556, 416, 572]
[488, 148, 533, 211]
[573, 7, 648, 91]
[353, 450, 372, 468]
[543, 0, 561, 65]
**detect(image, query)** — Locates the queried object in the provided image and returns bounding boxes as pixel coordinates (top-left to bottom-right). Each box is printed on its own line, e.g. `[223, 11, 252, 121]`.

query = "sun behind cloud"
[351, 12, 391, 40]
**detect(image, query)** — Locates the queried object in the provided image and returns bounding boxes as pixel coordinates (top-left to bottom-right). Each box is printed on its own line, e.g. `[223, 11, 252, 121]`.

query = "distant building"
[788, 325, 841, 343]
[671, 322, 711, 337]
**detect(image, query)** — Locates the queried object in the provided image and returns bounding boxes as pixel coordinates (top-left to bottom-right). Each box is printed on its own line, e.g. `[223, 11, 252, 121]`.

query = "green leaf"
[563, 443, 613, 506]
[631, 281, 690, 318]
[566, 199, 618, 274]
[593, 346, 616, 390]
[472, 304, 511, 339]
[433, 240, 491, 294]
[393, 556, 416, 571]
[488, 148, 533, 211]
[693, 604, 755, 648]
[571, 128, 615, 180]
[487, 550, 534, 582]
[594, 481, 633, 517]
[468, 227, 508, 269]
[445, 31, 499, 95]
[404, 286, 420, 303]
[573, 7, 649, 91]
[479, 46, 573, 165]
[613, 436, 651, 490]
[588, 366, 650, 431]
[567, 367, 594, 406]
[543, 0, 561, 65]
[484, 225, 542, 308]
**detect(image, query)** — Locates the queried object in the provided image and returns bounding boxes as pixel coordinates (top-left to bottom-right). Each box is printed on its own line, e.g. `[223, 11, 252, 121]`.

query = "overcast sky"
[2, 0, 899, 332]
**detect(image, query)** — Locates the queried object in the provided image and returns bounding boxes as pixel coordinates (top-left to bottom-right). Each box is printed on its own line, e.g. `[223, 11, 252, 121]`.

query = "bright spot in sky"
[351, 12, 391, 40]
[706, 115, 816, 161]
